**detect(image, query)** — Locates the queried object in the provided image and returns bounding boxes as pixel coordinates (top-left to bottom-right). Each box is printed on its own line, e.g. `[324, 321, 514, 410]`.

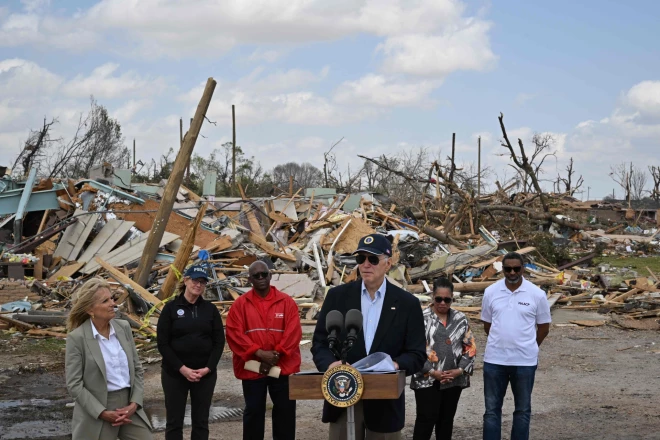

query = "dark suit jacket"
[311, 280, 426, 433]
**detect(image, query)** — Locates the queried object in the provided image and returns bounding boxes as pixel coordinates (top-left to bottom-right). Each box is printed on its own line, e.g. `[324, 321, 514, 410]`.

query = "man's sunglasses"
[503, 266, 522, 273]
[434, 297, 452, 304]
[251, 271, 270, 280]
[355, 254, 386, 265]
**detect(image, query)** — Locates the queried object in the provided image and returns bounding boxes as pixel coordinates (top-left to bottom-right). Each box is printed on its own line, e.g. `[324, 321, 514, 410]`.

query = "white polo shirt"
[481, 277, 551, 366]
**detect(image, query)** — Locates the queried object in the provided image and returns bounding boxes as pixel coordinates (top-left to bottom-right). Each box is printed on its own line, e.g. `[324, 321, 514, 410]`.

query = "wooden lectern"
[289, 370, 406, 439]
[289, 371, 406, 400]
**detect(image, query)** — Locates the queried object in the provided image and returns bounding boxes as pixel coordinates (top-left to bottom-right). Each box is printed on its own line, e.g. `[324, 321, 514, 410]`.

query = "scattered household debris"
[0, 160, 658, 344]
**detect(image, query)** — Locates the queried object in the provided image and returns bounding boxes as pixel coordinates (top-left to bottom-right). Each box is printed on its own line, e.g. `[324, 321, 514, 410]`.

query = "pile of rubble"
[1, 167, 659, 342]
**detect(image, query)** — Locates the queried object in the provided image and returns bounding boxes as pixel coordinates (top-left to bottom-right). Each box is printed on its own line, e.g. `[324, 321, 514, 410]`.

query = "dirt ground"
[1, 312, 659, 440]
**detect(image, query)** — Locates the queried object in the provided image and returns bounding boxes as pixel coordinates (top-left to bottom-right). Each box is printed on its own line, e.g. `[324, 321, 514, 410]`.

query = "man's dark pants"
[161, 368, 217, 440]
[483, 362, 537, 440]
[242, 375, 296, 440]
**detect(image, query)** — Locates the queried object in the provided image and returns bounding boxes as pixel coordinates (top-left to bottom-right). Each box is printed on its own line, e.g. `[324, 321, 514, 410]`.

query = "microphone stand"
[341, 336, 358, 440]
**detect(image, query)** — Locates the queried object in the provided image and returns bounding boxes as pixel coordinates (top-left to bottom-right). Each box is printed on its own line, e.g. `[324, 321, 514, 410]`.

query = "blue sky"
[1, 0, 659, 199]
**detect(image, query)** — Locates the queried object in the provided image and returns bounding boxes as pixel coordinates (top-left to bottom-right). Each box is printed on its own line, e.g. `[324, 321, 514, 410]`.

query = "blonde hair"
[175, 277, 189, 297]
[67, 278, 111, 331]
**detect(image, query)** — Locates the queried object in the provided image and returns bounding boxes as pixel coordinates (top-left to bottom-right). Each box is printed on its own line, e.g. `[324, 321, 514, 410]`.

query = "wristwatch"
[458, 367, 464, 376]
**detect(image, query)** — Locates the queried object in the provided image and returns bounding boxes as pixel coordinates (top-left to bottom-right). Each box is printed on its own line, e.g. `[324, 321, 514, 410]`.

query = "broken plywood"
[111, 199, 218, 248]
[77, 219, 135, 263]
[271, 274, 321, 298]
[82, 230, 179, 274]
[322, 217, 375, 254]
[54, 209, 99, 261]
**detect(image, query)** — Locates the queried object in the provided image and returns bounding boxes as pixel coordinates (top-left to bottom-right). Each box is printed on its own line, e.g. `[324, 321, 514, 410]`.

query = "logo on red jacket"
[274, 313, 284, 318]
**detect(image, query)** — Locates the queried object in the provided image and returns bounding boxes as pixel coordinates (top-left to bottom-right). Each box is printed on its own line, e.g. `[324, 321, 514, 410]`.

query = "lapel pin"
[391, 307, 396, 310]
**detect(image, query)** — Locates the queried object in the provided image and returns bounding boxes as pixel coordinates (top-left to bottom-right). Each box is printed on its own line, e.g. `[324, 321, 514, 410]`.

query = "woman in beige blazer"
[65, 278, 153, 440]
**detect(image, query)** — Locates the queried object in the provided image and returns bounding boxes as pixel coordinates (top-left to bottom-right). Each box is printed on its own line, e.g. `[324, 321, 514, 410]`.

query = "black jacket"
[157, 293, 225, 376]
[311, 280, 426, 433]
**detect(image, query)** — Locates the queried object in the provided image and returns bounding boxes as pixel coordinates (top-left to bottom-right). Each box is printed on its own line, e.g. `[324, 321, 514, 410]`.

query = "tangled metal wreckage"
[0, 166, 659, 348]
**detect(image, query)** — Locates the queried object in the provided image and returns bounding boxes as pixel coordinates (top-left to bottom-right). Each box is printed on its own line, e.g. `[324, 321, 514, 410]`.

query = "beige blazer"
[65, 318, 152, 440]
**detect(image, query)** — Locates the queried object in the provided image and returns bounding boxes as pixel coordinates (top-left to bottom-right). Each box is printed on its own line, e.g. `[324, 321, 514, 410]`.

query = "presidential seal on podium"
[321, 364, 364, 408]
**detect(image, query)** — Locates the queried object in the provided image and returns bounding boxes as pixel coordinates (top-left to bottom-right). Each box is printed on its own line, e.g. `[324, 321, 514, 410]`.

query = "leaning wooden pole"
[477, 136, 481, 198]
[158, 202, 208, 299]
[134, 78, 217, 287]
[232, 104, 236, 197]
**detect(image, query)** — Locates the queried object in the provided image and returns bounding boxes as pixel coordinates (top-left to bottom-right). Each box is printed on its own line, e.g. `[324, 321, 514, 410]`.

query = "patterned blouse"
[410, 306, 477, 390]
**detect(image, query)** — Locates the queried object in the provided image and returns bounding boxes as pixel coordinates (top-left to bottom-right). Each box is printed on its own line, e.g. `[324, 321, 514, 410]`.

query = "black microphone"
[344, 309, 363, 349]
[326, 310, 344, 353]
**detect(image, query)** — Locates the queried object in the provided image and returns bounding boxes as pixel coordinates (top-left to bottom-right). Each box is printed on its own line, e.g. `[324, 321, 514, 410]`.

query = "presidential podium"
[289, 370, 406, 400]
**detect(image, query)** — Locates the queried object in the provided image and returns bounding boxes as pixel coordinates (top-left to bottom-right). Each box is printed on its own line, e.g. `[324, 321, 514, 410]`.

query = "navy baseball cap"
[184, 265, 209, 280]
[353, 234, 392, 257]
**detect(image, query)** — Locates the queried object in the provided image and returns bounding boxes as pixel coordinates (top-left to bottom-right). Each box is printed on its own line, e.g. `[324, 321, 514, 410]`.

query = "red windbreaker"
[225, 286, 302, 380]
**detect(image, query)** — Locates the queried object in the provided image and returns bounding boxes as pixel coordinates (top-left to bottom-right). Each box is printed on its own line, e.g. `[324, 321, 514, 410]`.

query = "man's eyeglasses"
[251, 271, 270, 280]
[503, 266, 522, 273]
[355, 254, 386, 265]
[190, 278, 208, 286]
[434, 297, 452, 304]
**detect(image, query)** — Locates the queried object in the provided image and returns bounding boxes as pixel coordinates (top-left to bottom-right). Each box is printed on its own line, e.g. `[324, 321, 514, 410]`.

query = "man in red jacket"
[226, 261, 302, 440]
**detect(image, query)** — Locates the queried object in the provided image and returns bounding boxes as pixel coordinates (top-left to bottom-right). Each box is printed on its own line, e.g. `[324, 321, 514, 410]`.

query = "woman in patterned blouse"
[410, 277, 477, 440]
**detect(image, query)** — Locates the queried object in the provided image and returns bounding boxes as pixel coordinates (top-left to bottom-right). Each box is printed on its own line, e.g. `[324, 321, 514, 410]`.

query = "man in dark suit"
[312, 234, 426, 440]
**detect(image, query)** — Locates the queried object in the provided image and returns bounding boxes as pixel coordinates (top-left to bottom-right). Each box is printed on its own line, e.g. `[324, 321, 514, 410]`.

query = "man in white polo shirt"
[481, 252, 551, 440]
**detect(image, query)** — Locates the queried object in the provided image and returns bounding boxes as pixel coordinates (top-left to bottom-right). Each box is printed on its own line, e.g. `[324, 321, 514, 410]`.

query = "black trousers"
[161, 368, 217, 440]
[413, 384, 463, 440]
[242, 376, 296, 440]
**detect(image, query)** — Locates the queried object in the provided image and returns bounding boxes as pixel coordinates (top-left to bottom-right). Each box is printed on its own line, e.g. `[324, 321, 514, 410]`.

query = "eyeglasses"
[190, 279, 208, 286]
[355, 254, 386, 265]
[251, 271, 270, 280]
[434, 297, 452, 304]
[503, 266, 522, 273]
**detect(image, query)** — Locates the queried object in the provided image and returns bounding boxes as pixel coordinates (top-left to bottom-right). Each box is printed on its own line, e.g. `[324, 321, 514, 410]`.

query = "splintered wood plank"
[247, 231, 296, 262]
[96, 257, 164, 312]
[82, 230, 179, 274]
[54, 209, 99, 261]
[78, 219, 135, 263]
[47, 262, 86, 282]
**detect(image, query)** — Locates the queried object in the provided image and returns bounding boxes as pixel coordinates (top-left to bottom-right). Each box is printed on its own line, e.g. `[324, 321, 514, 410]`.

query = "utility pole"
[477, 136, 481, 198]
[132, 139, 136, 170]
[133, 78, 217, 288]
[232, 104, 236, 197]
[587, 186, 590, 201]
[448, 133, 456, 194]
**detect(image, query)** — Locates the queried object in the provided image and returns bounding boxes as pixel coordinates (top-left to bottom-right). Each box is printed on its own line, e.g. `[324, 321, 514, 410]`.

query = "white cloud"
[61, 63, 167, 99]
[378, 21, 496, 77]
[21, 0, 50, 13]
[240, 66, 329, 94]
[0, 0, 494, 77]
[575, 120, 596, 130]
[113, 99, 152, 122]
[625, 80, 660, 116]
[334, 74, 439, 107]
[247, 49, 284, 63]
[0, 58, 62, 98]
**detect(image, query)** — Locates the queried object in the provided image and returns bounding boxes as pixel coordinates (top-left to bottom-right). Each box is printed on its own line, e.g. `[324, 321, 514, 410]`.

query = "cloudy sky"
[1, 0, 659, 199]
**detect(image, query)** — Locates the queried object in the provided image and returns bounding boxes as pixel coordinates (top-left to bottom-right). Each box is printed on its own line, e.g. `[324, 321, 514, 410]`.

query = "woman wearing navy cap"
[157, 265, 225, 440]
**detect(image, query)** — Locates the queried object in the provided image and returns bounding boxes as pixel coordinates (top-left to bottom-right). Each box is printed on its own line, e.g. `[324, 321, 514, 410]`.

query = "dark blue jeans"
[483, 362, 537, 440]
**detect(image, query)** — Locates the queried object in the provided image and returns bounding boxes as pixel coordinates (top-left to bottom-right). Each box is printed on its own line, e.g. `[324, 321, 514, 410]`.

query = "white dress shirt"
[361, 277, 387, 354]
[481, 277, 552, 366]
[91, 321, 131, 391]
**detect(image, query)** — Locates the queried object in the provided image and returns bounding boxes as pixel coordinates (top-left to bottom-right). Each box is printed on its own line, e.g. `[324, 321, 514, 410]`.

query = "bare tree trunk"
[498, 113, 550, 212]
[478, 204, 592, 230]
